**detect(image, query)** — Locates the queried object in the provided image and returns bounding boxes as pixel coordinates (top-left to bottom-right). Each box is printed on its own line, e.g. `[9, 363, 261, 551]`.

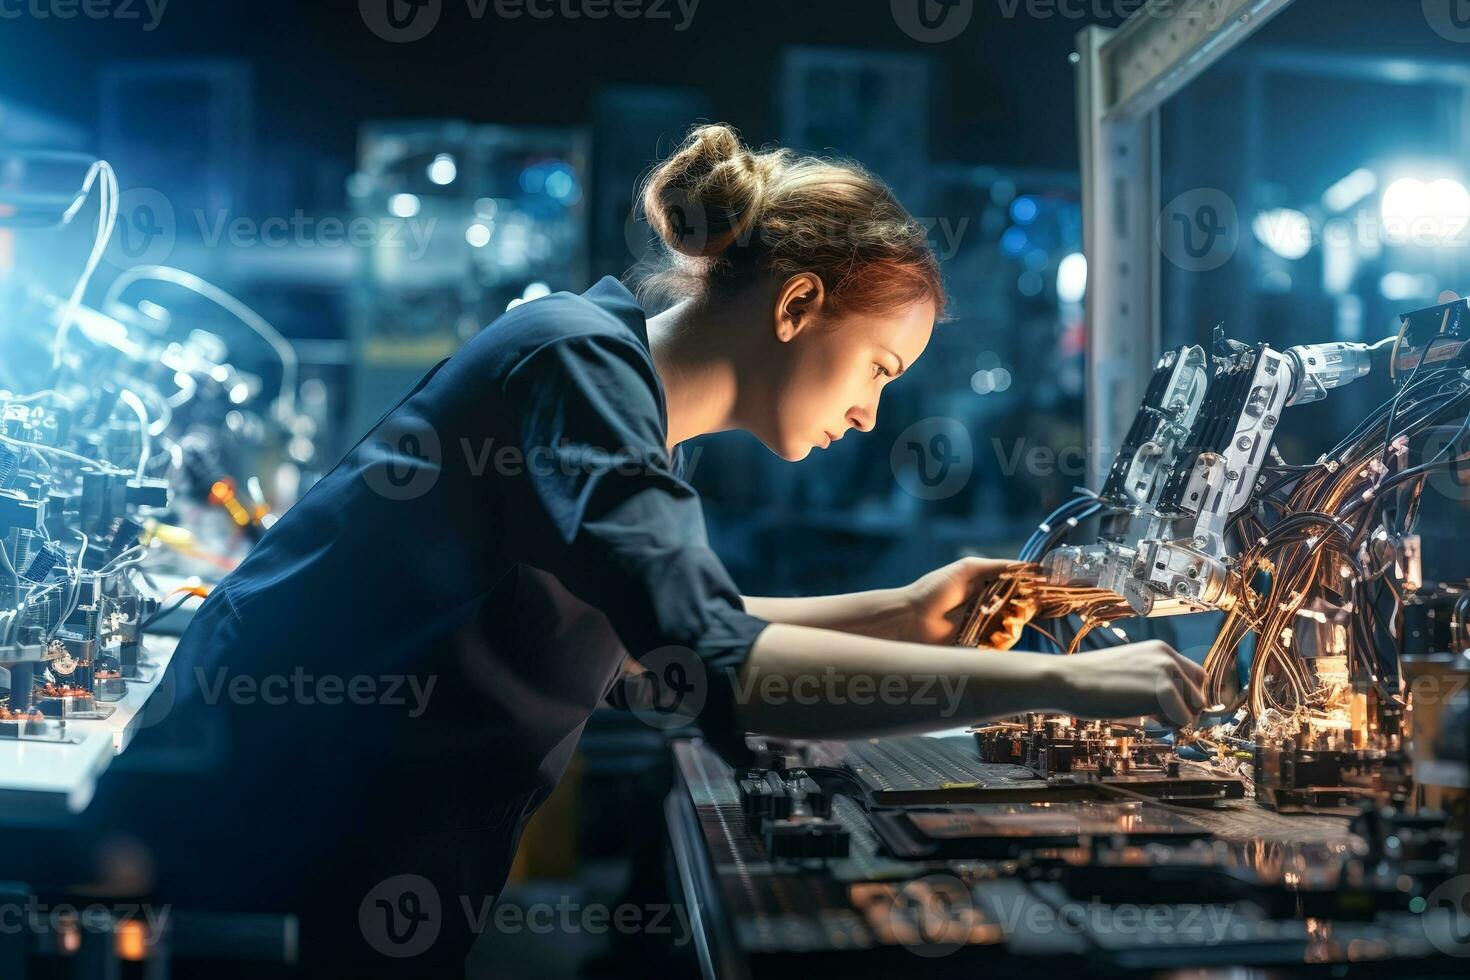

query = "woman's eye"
[872, 363, 890, 380]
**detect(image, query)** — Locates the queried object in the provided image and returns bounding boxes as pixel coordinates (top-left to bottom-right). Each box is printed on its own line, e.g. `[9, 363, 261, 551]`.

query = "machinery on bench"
[682, 297, 1470, 975]
[956, 297, 1470, 816]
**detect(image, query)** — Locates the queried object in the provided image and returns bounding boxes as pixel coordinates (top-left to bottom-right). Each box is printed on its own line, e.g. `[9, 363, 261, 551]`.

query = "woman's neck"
[645, 297, 747, 449]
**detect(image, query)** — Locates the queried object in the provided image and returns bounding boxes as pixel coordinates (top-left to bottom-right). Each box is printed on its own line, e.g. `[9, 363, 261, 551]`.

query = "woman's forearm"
[730, 624, 1206, 739]
[732, 622, 1065, 738]
[740, 590, 914, 641]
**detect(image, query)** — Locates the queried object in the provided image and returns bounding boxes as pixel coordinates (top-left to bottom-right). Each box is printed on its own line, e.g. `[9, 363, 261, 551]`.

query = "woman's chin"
[766, 437, 814, 462]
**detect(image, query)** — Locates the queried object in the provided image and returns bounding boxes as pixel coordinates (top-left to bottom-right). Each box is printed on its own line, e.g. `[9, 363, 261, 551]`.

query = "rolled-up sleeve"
[499, 333, 767, 762]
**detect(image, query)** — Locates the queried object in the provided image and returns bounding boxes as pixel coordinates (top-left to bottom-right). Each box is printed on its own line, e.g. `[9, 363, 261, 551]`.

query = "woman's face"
[759, 295, 936, 462]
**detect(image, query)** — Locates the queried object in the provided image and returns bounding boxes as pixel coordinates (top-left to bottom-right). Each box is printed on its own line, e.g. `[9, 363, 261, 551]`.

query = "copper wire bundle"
[958, 313, 1468, 754]
[1203, 359, 1470, 723]
[957, 562, 1134, 652]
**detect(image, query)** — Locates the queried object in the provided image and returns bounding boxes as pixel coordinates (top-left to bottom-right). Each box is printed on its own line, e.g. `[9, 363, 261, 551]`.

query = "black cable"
[139, 591, 201, 630]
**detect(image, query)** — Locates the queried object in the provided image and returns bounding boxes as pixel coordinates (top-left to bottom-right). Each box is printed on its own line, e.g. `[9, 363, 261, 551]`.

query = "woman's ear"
[773, 273, 825, 343]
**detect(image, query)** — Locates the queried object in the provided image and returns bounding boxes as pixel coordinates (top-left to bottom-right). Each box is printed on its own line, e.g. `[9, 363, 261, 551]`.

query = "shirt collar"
[583, 276, 681, 462]
[583, 276, 650, 350]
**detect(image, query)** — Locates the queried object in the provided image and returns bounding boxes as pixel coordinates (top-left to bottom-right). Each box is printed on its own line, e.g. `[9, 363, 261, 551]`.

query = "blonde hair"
[634, 124, 947, 320]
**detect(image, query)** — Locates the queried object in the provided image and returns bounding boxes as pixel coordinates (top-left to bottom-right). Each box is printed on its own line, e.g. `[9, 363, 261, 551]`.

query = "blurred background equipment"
[346, 121, 589, 435]
[0, 155, 316, 749]
[0, 0, 1466, 975]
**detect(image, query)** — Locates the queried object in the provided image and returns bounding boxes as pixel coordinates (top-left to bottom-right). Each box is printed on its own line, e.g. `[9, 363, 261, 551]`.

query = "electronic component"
[868, 801, 1210, 859]
[0, 388, 162, 733]
[959, 299, 1469, 822]
[738, 768, 850, 861]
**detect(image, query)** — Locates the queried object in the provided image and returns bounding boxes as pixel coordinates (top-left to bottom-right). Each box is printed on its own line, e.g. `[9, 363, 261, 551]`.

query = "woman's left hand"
[902, 556, 1014, 645]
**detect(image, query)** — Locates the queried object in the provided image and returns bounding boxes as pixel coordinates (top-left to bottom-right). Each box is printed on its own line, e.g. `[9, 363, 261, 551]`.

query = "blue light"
[1000, 226, 1028, 257]
[1010, 196, 1039, 225]
[519, 165, 547, 195]
[544, 165, 581, 205]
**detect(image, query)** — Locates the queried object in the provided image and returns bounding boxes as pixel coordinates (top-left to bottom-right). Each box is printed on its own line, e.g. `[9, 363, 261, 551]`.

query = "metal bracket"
[1076, 0, 1296, 486]
[1100, 0, 1299, 121]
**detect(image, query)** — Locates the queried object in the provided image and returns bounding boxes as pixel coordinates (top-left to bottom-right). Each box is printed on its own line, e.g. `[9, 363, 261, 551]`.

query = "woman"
[105, 124, 1205, 974]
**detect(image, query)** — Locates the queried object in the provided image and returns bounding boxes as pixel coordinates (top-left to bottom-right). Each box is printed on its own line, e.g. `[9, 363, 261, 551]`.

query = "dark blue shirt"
[99, 276, 768, 967]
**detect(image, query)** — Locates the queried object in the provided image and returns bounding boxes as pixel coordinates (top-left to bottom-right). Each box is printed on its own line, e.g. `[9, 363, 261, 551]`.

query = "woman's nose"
[847, 404, 877, 433]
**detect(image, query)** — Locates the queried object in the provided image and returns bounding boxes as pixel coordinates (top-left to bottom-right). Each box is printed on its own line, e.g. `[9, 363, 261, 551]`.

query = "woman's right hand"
[1051, 641, 1208, 727]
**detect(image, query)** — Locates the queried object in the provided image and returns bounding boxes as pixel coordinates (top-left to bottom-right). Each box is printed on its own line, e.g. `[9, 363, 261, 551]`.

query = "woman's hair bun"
[633, 122, 948, 320]
[640, 124, 771, 260]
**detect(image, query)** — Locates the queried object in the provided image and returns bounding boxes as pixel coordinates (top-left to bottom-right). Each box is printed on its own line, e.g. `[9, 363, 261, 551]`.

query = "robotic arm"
[1043, 333, 1393, 618]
